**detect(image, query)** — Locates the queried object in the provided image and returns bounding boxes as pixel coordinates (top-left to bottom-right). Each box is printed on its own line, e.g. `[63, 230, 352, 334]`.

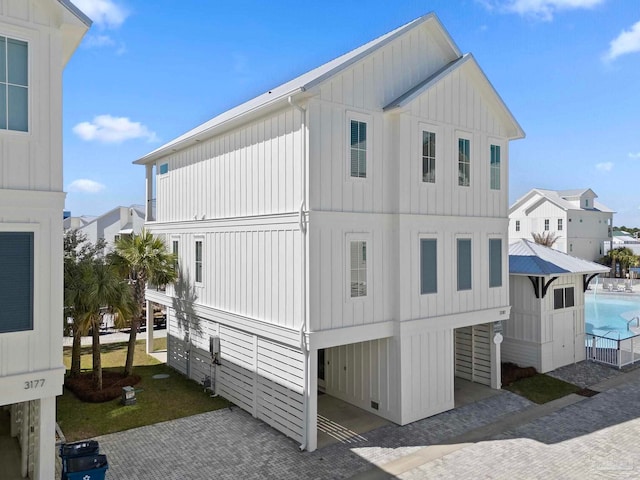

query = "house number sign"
[24, 379, 45, 389]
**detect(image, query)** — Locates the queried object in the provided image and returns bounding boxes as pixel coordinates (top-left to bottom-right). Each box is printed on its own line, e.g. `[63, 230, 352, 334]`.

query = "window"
[159, 163, 169, 175]
[489, 239, 502, 288]
[544, 219, 549, 231]
[457, 239, 472, 291]
[172, 239, 179, 271]
[0, 37, 28, 132]
[0, 232, 33, 333]
[195, 240, 203, 283]
[420, 239, 437, 294]
[515, 220, 520, 232]
[585, 199, 589, 207]
[350, 241, 367, 297]
[558, 219, 563, 231]
[554, 287, 575, 309]
[350, 120, 367, 178]
[458, 138, 470, 186]
[422, 131, 436, 183]
[490, 144, 500, 190]
[569, 243, 573, 252]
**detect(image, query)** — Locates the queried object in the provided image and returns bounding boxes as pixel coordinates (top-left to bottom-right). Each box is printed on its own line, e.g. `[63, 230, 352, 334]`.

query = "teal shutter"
[0, 232, 33, 333]
[489, 239, 502, 287]
[457, 239, 472, 291]
[420, 239, 437, 294]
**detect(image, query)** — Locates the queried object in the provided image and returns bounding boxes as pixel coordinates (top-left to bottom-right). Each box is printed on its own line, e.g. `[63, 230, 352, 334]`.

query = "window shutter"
[0, 232, 33, 333]
[489, 239, 502, 287]
[420, 239, 437, 294]
[457, 239, 472, 291]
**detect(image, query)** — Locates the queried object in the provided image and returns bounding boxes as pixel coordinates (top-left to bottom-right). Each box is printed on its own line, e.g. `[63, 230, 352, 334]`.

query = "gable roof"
[510, 188, 615, 215]
[383, 53, 524, 140]
[509, 239, 609, 276]
[134, 12, 462, 165]
[57, 0, 92, 26]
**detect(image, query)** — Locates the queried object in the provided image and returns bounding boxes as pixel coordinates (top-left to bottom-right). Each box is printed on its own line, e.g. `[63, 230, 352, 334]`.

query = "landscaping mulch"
[64, 371, 141, 403]
[502, 362, 537, 386]
[575, 388, 600, 397]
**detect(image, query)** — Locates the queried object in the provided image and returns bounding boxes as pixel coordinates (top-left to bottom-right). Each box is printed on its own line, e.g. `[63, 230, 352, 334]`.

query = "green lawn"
[505, 373, 581, 404]
[57, 338, 229, 441]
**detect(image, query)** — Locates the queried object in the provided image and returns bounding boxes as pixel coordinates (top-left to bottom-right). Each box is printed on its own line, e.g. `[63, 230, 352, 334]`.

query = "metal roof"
[134, 12, 462, 165]
[509, 239, 609, 276]
[510, 188, 614, 214]
[58, 0, 92, 26]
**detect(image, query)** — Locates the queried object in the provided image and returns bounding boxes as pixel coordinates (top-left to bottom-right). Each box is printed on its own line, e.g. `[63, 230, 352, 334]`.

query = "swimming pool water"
[585, 293, 640, 339]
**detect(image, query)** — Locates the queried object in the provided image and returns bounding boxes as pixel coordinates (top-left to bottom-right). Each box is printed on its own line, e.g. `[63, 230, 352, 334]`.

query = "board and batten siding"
[154, 220, 302, 330]
[155, 108, 303, 223]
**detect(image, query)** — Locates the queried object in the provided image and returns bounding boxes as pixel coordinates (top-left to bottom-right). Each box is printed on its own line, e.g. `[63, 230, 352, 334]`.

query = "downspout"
[288, 95, 308, 451]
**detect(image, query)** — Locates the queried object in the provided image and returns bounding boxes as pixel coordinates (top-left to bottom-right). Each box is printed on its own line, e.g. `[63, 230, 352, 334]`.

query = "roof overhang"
[57, 0, 92, 66]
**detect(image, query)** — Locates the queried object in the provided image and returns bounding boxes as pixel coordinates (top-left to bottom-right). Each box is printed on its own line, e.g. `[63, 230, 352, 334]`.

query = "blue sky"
[65, 0, 640, 226]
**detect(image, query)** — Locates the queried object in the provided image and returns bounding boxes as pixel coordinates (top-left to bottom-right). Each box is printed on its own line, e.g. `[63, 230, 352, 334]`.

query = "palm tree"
[113, 230, 176, 376]
[531, 231, 560, 247]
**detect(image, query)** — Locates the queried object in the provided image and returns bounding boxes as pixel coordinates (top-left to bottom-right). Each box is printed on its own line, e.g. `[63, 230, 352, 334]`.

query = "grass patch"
[505, 373, 581, 404]
[58, 339, 229, 441]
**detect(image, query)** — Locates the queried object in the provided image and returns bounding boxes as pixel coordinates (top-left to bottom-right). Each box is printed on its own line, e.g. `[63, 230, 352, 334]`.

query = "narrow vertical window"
[544, 219, 549, 231]
[558, 219, 563, 231]
[172, 240, 179, 271]
[515, 220, 520, 232]
[0, 37, 28, 132]
[489, 239, 502, 288]
[458, 138, 470, 186]
[420, 239, 437, 294]
[490, 144, 501, 190]
[585, 199, 589, 207]
[422, 131, 436, 183]
[457, 239, 472, 291]
[0, 232, 33, 332]
[195, 240, 203, 283]
[350, 240, 367, 297]
[350, 120, 367, 178]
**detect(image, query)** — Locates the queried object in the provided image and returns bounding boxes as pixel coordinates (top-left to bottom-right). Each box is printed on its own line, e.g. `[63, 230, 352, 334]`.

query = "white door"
[553, 311, 575, 368]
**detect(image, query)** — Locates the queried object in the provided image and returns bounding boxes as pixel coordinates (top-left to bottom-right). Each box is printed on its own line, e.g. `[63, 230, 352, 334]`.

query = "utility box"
[121, 386, 136, 406]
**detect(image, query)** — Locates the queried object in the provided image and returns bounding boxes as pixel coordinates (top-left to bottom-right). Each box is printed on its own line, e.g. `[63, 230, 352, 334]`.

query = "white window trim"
[456, 131, 472, 188]
[158, 162, 169, 176]
[346, 110, 371, 182]
[0, 28, 32, 136]
[488, 138, 504, 191]
[418, 122, 441, 186]
[194, 236, 204, 286]
[418, 233, 439, 295]
[345, 232, 371, 302]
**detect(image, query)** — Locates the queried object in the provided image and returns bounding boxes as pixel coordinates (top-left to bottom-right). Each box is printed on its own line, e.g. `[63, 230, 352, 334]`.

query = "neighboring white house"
[606, 230, 640, 257]
[135, 13, 524, 451]
[65, 204, 145, 250]
[62, 213, 95, 231]
[0, 2, 89, 479]
[509, 188, 614, 262]
[504, 239, 608, 373]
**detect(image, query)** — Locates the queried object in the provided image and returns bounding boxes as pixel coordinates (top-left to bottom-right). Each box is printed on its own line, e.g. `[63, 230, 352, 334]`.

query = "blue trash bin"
[60, 440, 108, 480]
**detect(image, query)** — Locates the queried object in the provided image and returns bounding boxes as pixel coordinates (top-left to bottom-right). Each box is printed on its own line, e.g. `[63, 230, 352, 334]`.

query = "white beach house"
[0, 1, 89, 478]
[509, 188, 614, 262]
[135, 13, 524, 451]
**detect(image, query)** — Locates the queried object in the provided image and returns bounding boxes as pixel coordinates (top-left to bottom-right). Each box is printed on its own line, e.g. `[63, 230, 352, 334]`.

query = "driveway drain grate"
[576, 388, 599, 397]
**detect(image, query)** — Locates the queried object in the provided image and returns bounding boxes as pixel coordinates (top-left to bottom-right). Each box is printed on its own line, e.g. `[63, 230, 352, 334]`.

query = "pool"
[585, 293, 640, 339]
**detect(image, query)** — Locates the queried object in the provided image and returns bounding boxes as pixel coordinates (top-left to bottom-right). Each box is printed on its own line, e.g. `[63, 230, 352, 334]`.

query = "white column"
[306, 347, 318, 452]
[35, 397, 56, 480]
[491, 332, 503, 389]
[145, 164, 154, 221]
[146, 300, 154, 354]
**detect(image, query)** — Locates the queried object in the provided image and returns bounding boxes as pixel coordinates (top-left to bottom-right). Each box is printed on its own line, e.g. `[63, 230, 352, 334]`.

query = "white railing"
[586, 333, 640, 368]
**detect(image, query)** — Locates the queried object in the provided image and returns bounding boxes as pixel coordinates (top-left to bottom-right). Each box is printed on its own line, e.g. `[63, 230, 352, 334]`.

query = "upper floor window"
[544, 219, 550, 231]
[457, 238, 472, 291]
[458, 138, 470, 186]
[515, 220, 520, 232]
[195, 239, 203, 283]
[350, 240, 367, 297]
[489, 239, 502, 288]
[0, 37, 28, 132]
[172, 239, 179, 271]
[558, 219, 563, 231]
[420, 238, 437, 294]
[422, 131, 436, 183]
[159, 163, 169, 175]
[350, 120, 367, 178]
[490, 145, 501, 190]
[0, 232, 33, 333]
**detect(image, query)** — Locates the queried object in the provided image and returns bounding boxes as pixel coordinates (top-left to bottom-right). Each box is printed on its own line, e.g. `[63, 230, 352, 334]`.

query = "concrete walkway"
[90, 361, 640, 479]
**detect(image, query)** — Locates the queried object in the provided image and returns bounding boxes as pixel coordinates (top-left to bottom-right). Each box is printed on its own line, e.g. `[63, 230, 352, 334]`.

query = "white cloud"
[67, 179, 106, 194]
[73, 115, 158, 144]
[479, 0, 605, 21]
[629, 152, 640, 159]
[604, 20, 640, 62]
[82, 34, 115, 49]
[72, 0, 128, 29]
[595, 162, 614, 172]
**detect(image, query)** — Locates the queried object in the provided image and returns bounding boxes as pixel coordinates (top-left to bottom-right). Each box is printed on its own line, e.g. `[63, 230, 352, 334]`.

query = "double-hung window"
[558, 219, 563, 231]
[422, 131, 436, 183]
[0, 36, 28, 132]
[0, 232, 33, 333]
[350, 240, 367, 297]
[544, 219, 550, 231]
[515, 220, 520, 232]
[489, 239, 502, 288]
[490, 145, 500, 190]
[457, 239, 472, 291]
[350, 120, 367, 178]
[420, 238, 437, 294]
[195, 239, 203, 283]
[458, 138, 470, 186]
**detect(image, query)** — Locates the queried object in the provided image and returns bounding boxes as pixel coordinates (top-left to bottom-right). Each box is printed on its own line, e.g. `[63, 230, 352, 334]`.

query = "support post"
[146, 300, 154, 354]
[306, 347, 318, 452]
[491, 329, 503, 389]
[35, 397, 56, 480]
